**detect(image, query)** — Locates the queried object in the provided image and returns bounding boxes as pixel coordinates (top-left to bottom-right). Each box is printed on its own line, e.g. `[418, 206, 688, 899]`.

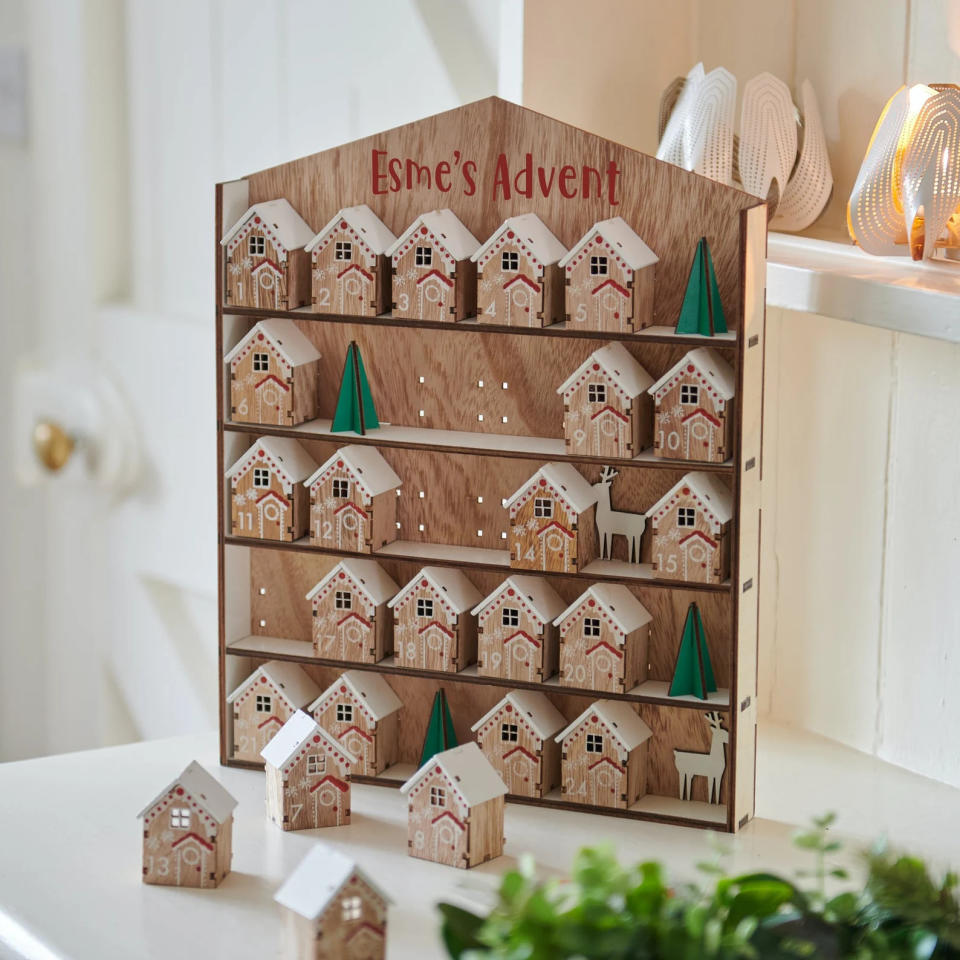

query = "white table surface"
[1, 722, 958, 960]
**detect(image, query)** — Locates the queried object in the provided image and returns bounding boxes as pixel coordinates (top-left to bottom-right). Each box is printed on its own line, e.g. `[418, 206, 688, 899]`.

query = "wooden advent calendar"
[216, 97, 766, 832]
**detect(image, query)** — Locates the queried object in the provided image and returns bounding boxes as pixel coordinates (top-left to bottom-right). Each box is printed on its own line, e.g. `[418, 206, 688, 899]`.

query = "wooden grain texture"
[247, 548, 732, 686]
[475, 702, 558, 798]
[265, 739, 352, 830]
[142, 809, 232, 888]
[243, 98, 757, 330]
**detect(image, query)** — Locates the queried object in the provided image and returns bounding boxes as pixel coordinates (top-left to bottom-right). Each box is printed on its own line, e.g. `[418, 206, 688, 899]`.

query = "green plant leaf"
[438, 903, 487, 958]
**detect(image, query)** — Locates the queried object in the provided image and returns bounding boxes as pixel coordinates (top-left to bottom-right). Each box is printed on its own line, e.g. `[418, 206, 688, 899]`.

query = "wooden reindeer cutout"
[592, 466, 647, 563]
[674, 711, 728, 804]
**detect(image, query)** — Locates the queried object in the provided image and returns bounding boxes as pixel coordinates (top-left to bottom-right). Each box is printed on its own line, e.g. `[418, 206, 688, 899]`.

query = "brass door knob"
[32, 420, 75, 472]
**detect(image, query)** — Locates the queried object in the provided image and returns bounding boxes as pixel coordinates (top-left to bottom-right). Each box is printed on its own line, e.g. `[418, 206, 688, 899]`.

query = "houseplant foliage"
[439, 814, 960, 959]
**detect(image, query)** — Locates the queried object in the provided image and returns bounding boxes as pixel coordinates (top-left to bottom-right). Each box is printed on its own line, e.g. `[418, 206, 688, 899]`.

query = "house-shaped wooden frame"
[471, 690, 566, 799]
[557, 342, 654, 459]
[306, 558, 400, 663]
[227, 437, 318, 542]
[471, 574, 565, 683]
[225, 318, 321, 427]
[261, 710, 357, 830]
[648, 471, 733, 585]
[556, 700, 653, 810]
[388, 566, 482, 673]
[472, 213, 567, 327]
[648, 347, 736, 464]
[559, 216, 658, 332]
[305, 204, 397, 317]
[387, 208, 480, 322]
[503, 462, 598, 574]
[274, 845, 391, 960]
[226, 659, 321, 763]
[138, 761, 237, 888]
[305, 445, 402, 554]
[308, 669, 403, 777]
[221, 198, 313, 310]
[400, 742, 507, 868]
[553, 584, 653, 694]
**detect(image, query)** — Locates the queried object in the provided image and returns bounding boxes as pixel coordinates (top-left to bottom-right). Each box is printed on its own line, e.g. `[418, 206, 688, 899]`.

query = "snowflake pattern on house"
[471, 213, 567, 327]
[648, 347, 736, 464]
[305, 205, 396, 317]
[648, 471, 734, 584]
[387, 209, 480, 322]
[221, 199, 314, 310]
[502, 462, 598, 574]
[306, 558, 399, 663]
[227, 437, 317, 542]
[388, 567, 482, 673]
[305, 446, 401, 554]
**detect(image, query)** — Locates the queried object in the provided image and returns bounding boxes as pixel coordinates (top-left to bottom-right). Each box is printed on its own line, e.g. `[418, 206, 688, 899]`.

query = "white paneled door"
[5, 0, 521, 759]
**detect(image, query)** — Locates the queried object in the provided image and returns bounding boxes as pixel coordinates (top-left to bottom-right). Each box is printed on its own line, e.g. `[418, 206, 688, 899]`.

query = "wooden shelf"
[224, 305, 739, 348]
[222, 535, 735, 593]
[222, 417, 735, 474]
[226, 634, 732, 711]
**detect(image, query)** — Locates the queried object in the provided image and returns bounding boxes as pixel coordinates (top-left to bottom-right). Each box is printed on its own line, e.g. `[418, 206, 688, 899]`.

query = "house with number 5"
[472, 213, 567, 327]
[306, 205, 397, 317]
[648, 347, 735, 464]
[388, 209, 480, 322]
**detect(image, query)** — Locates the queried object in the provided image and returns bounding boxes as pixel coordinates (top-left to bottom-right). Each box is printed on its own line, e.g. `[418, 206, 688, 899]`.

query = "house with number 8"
[648, 471, 733, 584]
[306, 445, 402, 554]
[503, 462, 598, 574]
[139, 761, 238, 888]
[388, 208, 480, 322]
[306, 204, 396, 317]
[472, 213, 567, 327]
[227, 437, 317, 542]
[648, 347, 735, 463]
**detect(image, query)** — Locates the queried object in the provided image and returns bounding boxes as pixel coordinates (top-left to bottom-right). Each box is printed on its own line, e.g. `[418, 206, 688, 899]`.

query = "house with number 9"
[388, 208, 480, 322]
[648, 347, 735, 463]
[306, 204, 396, 317]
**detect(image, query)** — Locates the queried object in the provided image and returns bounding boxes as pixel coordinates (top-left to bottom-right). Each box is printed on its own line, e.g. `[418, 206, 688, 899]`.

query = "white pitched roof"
[220, 199, 314, 251]
[305, 204, 397, 255]
[226, 660, 321, 710]
[137, 761, 237, 823]
[224, 318, 320, 368]
[471, 213, 568, 266]
[308, 670, 402, 722]
[553, 584, 653, 633]
[260, 710, 327, 768]
[386, 208, 481, 261]
[556, 700, 653, 752]
[305, 558, 400, 606]
[305, 445, 402, 497]
[648, 347, 736, 400]
[226, 437, 318, 485]
[400, 742, 507, 806]
[557, 342, 654, 399]
[275, 845, 391, 920]
[387, 566, 482, 614]
[647, 471, 734, 526]
[502, 462, 598, 517]
[470, 689, 566, 741]
[470, 574, 566, 623]
[558, 216, 659, 270]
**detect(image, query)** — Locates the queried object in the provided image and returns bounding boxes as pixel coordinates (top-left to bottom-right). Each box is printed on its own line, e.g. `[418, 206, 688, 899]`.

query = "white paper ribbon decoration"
[657, 65, 833, 231]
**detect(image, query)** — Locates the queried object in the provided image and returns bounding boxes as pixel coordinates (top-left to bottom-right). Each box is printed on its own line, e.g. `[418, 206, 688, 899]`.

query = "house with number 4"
[275, 845, 391, 960]
[388, 208, 480, 322]
[648, 347, 735, 464]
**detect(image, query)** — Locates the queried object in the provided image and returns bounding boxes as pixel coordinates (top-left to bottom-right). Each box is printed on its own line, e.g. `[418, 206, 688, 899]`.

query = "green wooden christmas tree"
[668, 602, 717, 699]
[331, 341, 380, 434]
[675, 236, 727, 336]
[419, 689, 457, 766]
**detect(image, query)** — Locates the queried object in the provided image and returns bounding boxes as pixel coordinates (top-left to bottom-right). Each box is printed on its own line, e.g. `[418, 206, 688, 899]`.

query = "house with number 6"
[472, 213, 567, 327]
[648, 347, 735, 464]
[306, 205, 397, 317]
[388, 208, 480, 322]
[648, 471, 733, 585]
